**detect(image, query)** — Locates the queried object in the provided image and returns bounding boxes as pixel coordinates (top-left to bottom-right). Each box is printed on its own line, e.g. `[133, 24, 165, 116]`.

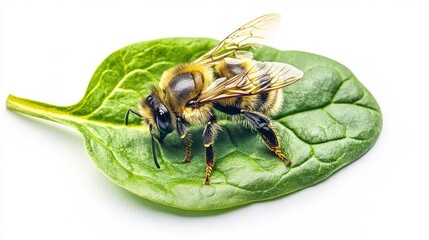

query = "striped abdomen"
[214, 61, 284, 117]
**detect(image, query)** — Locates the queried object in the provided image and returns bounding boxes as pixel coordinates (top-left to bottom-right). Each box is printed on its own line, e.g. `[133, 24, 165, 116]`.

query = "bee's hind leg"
[213, 104, 291, 166]
[176, 117, 192, 163]
[242, 111, 291, 166]
[202, 114, 221, 184]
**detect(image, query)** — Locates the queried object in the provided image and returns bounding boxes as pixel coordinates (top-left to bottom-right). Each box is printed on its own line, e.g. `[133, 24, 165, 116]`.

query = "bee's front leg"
[176, 117, 192, 163]
[202, 115, 220, 185]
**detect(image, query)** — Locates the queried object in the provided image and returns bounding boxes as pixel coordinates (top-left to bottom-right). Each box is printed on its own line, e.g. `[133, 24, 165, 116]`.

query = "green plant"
[6, 38, 382, 210]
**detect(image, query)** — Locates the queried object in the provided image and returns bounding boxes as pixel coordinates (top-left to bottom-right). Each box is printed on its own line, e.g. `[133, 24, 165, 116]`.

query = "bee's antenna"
[149, 125, 161, 169]
[125, 108, 142, 125]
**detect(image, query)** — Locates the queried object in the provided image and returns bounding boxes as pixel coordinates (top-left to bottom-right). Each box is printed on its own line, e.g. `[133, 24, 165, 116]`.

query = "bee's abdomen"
[216, 62, 284, 117]
[238, 90, 283, 116]
[254, 89, 284, 116]
[254, 92, 269, 110]
[216, 62, 246, 79]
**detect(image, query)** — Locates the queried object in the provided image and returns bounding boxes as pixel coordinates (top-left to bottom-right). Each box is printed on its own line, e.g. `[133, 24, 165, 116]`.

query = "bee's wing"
[195, 60, 304, 105]
[192, 14, 280, 66]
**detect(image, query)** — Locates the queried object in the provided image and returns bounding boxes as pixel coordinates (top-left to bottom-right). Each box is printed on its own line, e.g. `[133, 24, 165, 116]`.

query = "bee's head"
[141, 89, 174, 140]
[125, 88, 173, 169]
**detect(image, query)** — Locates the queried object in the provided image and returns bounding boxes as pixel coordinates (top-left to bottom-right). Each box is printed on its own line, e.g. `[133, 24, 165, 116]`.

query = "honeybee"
[125, 14, 304, 184]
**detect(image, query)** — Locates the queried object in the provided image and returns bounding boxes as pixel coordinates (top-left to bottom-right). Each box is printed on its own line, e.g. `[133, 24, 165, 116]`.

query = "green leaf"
[6, 38, 382, 211]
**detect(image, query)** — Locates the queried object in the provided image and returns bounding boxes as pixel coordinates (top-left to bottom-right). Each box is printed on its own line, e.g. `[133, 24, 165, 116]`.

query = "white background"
[1, 0, 428, 239]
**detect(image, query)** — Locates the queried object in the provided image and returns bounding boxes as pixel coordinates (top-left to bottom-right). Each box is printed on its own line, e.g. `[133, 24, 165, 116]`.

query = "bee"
[125, 14, 304, 184]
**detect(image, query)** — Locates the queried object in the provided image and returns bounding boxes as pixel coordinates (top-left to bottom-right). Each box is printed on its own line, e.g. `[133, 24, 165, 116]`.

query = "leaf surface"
[6, 38, 382, 210]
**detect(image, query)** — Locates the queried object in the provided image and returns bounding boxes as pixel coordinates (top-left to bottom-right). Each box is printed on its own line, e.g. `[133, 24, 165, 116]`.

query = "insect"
[125, 14, 304, 184]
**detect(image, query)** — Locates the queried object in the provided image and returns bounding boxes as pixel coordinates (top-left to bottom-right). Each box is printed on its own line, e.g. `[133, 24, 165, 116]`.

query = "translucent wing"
[195, 60, 304, 105]
[193, 14, 281, 66]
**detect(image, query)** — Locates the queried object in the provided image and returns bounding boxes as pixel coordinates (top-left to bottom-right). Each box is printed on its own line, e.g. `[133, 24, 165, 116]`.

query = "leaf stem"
[6, 94, 72, 125]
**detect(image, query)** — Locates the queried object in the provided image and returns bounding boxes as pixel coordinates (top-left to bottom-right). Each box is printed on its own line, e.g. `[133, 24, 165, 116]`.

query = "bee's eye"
[155, 103, 173, 139]
[147, 95, 155, 107]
